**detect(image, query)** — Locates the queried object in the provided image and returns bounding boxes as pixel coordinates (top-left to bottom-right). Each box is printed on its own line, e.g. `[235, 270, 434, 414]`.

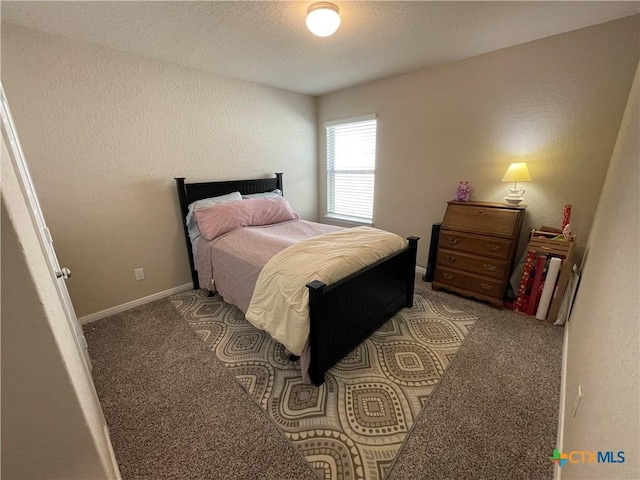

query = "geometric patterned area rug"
[169, 291, 477, 480]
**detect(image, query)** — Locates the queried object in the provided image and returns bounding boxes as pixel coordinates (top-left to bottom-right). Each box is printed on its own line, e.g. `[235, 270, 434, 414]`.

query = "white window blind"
[325, 115, 377, 223]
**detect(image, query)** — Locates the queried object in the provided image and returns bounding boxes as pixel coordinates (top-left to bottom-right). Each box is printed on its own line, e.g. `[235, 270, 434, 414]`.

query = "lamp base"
[504, 196, 525, 205]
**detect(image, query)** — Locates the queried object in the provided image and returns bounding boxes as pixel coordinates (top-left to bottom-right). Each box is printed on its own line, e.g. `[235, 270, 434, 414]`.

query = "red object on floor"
[514, 250, 536, 312]
[526, 255, 547, 316]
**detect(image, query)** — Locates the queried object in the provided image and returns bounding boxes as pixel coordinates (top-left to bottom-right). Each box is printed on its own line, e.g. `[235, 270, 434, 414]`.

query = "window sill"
[323, 214, 373, 228]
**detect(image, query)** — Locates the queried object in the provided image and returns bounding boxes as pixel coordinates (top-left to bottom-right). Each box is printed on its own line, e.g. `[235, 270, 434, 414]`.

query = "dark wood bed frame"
[175, 173, 419, 386]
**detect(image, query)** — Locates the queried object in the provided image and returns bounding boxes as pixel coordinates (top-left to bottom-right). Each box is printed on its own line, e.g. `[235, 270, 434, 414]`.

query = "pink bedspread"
[195, 219, 341, 313]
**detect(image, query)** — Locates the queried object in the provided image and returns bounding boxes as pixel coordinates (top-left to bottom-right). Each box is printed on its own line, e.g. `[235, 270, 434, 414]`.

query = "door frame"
[1, 83, 121, 479]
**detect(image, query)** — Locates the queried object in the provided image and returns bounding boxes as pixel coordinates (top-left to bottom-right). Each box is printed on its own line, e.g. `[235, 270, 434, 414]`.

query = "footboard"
[306, 236, 419, 386]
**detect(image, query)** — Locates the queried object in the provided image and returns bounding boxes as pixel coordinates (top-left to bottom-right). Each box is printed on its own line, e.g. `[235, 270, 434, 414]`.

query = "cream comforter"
[245, 226, 406, 355]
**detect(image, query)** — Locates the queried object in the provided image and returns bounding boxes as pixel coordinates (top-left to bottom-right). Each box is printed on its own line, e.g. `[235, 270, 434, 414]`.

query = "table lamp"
[501, 162, 531, 205]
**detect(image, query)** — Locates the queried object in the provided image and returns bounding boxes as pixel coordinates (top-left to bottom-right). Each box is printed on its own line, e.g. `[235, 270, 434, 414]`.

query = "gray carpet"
[85, 300, 317, 480]
[392, 279, 564, 480]
[85, 275, 563, 479]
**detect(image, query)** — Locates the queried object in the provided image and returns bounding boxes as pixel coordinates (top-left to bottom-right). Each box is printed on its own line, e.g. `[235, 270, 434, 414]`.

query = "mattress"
[195, 219, 341, 312]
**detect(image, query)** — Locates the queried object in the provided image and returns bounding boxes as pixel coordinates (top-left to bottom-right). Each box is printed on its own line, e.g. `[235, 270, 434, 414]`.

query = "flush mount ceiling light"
[306, 2, 341, 37]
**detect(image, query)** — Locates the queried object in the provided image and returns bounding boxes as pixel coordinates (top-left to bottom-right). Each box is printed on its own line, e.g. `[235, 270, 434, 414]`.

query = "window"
[325, 115, 377, 224]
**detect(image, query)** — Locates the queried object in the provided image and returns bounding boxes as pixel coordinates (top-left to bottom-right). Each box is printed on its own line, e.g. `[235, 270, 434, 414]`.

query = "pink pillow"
[194, 196, 300, 240]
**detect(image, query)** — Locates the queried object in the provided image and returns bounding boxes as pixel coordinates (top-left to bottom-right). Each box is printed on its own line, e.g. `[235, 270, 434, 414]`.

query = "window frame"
[324, 114, 377, 225]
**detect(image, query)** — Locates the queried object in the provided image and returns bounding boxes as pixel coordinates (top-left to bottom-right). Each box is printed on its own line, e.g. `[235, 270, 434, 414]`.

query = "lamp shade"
[502, 163, 532, 183]
[306, 2, 341, 37]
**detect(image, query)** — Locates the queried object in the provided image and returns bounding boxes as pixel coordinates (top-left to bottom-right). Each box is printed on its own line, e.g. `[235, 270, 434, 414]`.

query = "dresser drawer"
[439, 229, 513, 260]
[434, 266, 506, 299]
[443, 203, 520, 237]
[436, 248, 509, 280]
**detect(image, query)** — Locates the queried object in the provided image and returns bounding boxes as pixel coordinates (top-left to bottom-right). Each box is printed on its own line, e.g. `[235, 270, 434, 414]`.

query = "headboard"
[174, 173, 284, 289]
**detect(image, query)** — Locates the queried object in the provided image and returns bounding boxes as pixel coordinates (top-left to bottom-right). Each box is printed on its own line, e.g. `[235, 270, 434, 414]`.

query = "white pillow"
[242, 189, 282, 199]
[186, 191, 242, 258]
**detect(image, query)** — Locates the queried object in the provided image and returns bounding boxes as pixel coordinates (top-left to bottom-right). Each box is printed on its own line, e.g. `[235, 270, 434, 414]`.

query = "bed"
[175, 173, 419, 386]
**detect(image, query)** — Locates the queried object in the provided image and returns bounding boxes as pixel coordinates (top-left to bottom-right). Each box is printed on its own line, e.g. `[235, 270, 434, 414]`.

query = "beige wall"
[3, 17, 638, 318]
[1, 135, 118, 479]
[1, 23, 318, 317]
[318, 16, 640, 266]
[559, 63, 639, 479]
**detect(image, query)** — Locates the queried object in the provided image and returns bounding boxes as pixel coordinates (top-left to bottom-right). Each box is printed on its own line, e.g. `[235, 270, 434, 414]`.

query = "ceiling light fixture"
[306, 2, 341, 37]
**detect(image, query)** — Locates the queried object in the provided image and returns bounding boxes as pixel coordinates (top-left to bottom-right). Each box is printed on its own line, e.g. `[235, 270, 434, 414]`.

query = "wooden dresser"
[432, 201, 526, 308]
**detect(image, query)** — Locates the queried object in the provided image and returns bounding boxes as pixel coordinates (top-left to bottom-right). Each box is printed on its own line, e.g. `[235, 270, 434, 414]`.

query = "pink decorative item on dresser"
[456, 181, 470, 201]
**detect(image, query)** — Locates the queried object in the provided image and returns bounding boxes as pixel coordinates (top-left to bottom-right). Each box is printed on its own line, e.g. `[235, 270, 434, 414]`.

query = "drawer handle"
[445, 256, 456, 263]
[486, 243, 501, 251]
[448, 238, 459, 245]
[483, 263, 497, 271]
[443, 273, 454, 280]
[480, 283, 494, 290]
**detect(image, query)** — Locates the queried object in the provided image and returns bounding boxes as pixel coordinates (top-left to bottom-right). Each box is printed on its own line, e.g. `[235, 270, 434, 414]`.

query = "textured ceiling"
[2, 1, 639, 96]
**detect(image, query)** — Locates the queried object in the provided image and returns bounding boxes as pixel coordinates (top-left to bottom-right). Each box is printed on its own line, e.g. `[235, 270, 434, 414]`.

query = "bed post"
[174, 177, 200, 290]
[306, 279, 327, 386]
[406, 236, 419, 307]
[275, 172, 283, 195]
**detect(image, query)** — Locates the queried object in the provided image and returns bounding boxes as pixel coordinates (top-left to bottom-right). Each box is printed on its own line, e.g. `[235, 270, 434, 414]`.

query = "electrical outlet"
[134, 268, 145, 281]
[572, 385, 583, 417]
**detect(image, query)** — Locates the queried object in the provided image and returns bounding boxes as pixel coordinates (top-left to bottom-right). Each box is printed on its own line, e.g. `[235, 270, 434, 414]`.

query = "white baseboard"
[81, 266, 426, 325]
[554, 320, 571, 480]
[79, 283, 193, 325]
